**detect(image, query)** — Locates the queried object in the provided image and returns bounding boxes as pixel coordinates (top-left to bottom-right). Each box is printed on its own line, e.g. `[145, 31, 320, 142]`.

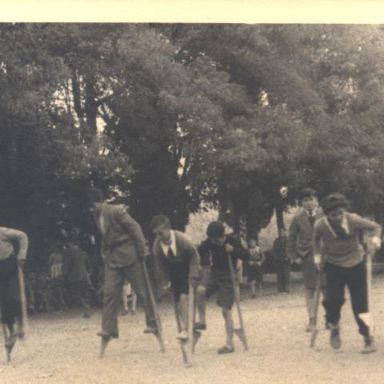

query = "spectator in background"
[48, 244, 67, 311]
[29, 272, 51, 313]
[64, 241, 92, 318]
[273, 229, 290, 294]
[247, 239, 265, 298]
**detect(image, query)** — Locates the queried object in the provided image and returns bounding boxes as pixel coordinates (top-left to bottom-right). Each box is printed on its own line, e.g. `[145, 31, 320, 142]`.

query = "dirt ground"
[2, 273, 384, 384]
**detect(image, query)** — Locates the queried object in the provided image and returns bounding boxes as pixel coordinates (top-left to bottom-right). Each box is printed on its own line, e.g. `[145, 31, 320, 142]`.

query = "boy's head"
[248, 238, 258, 249]
[150, 215, 171, 243]
[300, 188, 319, 212]
[207, 221, 226, 246]
[248, 238, 260, 257]
[322, 193, 349, 226]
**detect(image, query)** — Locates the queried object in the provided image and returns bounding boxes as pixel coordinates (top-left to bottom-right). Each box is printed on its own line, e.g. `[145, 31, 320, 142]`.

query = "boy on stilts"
[88, 188, 158, 356]
[287, 188, 324, 332]
[198, 221, 250, 354]
[151, 215, 202, 342]
[0, 227, 29, 361]
[313, 193, 381, 353]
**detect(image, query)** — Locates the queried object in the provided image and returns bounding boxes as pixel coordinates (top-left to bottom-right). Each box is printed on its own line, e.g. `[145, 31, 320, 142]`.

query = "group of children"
[151, 216, 251, 353]
[149, 189, 382, 355]
[0, 186, 382, 362]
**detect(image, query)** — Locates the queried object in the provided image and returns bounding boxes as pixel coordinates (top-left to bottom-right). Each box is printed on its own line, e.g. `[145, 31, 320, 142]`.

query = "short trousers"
[167, 261, 189, 302]
[247, 265, 263, 283]
[202, 267, 235, 310]
[302, 256, 326, 289]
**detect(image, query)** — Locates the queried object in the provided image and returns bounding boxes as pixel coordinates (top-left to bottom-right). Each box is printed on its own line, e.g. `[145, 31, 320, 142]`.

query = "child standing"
[247, 239, 265, 298]
[313, 193, 381, 353]
[287, 188, 324, 331]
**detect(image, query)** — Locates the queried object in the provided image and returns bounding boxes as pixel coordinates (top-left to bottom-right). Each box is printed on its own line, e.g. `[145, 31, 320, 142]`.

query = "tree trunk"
[275, 201, 285, 235]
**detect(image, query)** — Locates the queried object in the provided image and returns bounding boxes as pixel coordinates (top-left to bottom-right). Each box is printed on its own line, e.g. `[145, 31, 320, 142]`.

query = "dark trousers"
[164, 258, 190, 303]
[102, 261, 155, 338]
[51, 277, 66, 310]
[276, 261, 290, 293]
[68, 280, 91, 312]
[323, 261, 369, 336]
[0, 256, 21, 329]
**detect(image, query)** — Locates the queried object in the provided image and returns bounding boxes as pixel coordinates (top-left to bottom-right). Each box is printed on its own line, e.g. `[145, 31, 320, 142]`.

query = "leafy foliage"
[1, 24, 384, 268]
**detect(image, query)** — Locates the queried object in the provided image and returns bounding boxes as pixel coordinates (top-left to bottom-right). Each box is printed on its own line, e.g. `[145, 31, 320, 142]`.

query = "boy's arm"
[287, 217, 299, 262]
[115, 206, 147, 259]
[351, 214, 381, 247]
[233, 238, 251, 261]
[5, 228, 29, 261]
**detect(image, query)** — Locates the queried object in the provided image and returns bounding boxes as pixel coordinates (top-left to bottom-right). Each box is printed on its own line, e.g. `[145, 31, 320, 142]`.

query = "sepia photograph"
[1, 2, 384, 383]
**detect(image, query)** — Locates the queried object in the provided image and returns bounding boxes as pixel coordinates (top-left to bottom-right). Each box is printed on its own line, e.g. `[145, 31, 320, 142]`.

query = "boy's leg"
[302, 257, 319, 327]
[58, 279, 67, 310]
[256, 267, 264, 295]
[305, 288, 316, 330]
[125, 262, 156, 331]
[222, 308, 234, 350]
[305, 288, 315, 315]
[323, 265, 345, 326]
[195, 267, 214, 329]
[122, 286, 129, 312]
[215, 271, 235, 354]
[346, 262, 376, 353]
[100, 265, 124, 338]
[250, 280, 256, 298]
[323, 263, 345, 349]
[178, 293, 189, 334]
[131, 290, 137, 313]
[346, 262, 369, 337]
[196, 285, 207, 326]
[4, 260, 22, 335]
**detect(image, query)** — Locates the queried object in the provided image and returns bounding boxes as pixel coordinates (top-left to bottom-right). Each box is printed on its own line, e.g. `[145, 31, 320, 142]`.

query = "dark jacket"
[287, 208, 323, 262]
[152, 230, 201, 286]
[97, 203, 147, 268]
[199, 234, 250, 272]
[64, 243, 90, 283]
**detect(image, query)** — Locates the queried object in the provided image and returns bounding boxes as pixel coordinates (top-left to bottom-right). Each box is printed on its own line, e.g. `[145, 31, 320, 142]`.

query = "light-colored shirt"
[313, 213, 381, 268]
[0, 227, 29, 261]
[304, 207, 318, 219]
[160, 230, 177, 257]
